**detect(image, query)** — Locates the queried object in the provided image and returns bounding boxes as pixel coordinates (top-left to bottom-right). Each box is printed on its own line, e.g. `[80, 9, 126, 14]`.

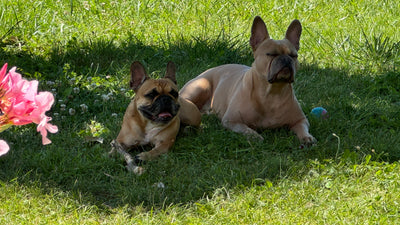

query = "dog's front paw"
[244, 128, 264, 141]
[246, 132, 264, 141]
[135, 154, 147, 165]
[135, 152, 151, 163]
[126, 162, 145, 175]
[108, 140, 118, 157]
[300, 135, 317, 146]
[233, 124, 264, 141]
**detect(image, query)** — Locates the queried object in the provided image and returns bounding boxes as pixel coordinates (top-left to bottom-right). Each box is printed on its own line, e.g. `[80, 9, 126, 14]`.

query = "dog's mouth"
[140, 108, 177, 123]
[156, 112, 173, 121]
[139, 95, 180, 124]
[268, 67, 294, 83]
[267, 55, 296, 84]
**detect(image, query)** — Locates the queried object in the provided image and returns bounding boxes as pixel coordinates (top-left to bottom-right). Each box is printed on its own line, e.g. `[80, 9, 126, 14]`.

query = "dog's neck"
[266, 82, 293, 95]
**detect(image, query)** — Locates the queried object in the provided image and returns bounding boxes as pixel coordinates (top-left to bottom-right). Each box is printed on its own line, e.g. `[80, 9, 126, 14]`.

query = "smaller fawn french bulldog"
[110, 61, 201, 174]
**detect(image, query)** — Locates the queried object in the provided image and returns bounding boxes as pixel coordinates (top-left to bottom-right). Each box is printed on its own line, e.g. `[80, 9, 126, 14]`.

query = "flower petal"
[0, 63, 7, 83]
[42, 136, 51, 145]
[0, 140, 10, 156]
[0, 63, 10, 90]
[35, 92, 55, 111]
[22, 80, 38, 102]
[36, 116, 58, 145]
[46, 123, 58, 133]
[8, 67, 23, 89]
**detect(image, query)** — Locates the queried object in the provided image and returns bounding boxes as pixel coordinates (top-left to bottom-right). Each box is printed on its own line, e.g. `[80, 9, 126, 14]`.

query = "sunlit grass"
[0, 0, 399, 224]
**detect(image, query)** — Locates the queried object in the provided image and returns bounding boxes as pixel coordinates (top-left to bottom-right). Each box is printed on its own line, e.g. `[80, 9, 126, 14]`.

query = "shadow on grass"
[1, 37, 399, 210]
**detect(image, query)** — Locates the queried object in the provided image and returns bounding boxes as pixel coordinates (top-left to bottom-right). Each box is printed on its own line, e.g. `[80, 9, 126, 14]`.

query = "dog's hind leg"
[222, 119, 264, 141]
[180, 77, 213, 111]
[178, 97, 201, 127]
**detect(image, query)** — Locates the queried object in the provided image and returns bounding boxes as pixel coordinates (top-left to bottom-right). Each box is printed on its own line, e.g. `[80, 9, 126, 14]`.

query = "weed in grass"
[353, 31, 400, 72]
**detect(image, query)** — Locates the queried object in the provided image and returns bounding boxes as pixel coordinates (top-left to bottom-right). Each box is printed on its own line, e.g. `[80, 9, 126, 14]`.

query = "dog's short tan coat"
[180, 16, 315, 143]
[111, 61, 200, 174]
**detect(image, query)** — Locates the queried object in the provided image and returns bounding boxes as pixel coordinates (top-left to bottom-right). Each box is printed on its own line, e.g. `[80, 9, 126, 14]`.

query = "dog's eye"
[145, 89, 159, 99]
[290, 54, 298, 58]
[169, 90, 179, 99]
[266, 53, 278, 57]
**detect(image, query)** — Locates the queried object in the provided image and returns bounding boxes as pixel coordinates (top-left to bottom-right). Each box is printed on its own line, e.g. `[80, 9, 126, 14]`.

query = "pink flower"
[0, 63, 58, 148]
[0, 139, 9, 156]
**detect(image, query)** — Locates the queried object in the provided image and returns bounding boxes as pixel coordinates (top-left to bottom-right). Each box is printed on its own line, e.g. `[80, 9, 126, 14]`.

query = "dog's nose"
[155, 95, 180, 114]
[157, 95, 174, 104]
[268, 55, 295, 83]
[277, 55, 293, 66]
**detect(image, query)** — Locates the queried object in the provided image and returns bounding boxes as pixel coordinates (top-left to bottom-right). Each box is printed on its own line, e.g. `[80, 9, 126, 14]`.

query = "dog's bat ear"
[285, 19, 302, 51]
[165, 61, 177, 84]
[130, 61, 148, 91]
[250, 16, 270, 52]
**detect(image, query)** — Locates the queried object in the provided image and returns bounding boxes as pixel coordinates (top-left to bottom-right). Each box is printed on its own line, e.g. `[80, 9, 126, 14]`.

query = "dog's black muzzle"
[139, 95, 180, 124]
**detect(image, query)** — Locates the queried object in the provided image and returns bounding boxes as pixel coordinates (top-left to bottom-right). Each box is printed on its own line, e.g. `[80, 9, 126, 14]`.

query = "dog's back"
[180, 64, 250, 113]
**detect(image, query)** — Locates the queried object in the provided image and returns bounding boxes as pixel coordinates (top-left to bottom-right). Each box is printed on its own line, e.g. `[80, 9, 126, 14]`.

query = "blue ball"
[311, 107, 328, 119]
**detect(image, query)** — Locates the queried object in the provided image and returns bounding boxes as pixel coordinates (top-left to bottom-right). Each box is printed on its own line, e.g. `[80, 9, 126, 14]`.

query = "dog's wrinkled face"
[136, 79, 180, 124]
[254, 39, 299, 83]
[130, 61, 180, 124]
[250, 17, 302, 84]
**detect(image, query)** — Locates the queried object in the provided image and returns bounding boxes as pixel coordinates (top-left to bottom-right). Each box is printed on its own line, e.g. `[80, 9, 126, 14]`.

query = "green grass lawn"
[1, 0, 400, 224]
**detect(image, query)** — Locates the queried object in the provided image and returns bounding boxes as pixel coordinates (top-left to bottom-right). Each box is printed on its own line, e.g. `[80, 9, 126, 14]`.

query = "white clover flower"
[58, 99, 63, 103]
[60, 104, 66, 111]
[53, 113, 59, 116]
[69, 108, 76, 115]
[80, 104, 88, 113]
[69, 77, 76, 85]
[73, 87, 80, 94]
[83, 1, 90, 10]
[111, 113, 118, 117]
[101, 94, 110, 101]
[46, 81, 55, 86]
[120, 88, 126, 92]
[152, 182, 165, 189]
[51, 88, 57, 92]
